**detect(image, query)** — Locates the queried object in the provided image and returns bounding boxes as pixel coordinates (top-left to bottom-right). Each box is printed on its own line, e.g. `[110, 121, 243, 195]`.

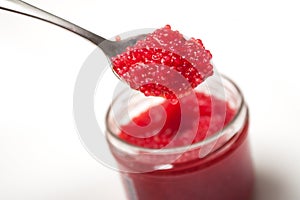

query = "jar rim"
[105, 74, 247, 155]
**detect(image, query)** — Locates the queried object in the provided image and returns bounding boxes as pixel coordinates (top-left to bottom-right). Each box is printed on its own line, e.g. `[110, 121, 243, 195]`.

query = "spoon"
[0, 0, 145, 58]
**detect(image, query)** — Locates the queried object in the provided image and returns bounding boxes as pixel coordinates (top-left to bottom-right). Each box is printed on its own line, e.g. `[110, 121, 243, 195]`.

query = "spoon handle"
[0, 0, 106, 45]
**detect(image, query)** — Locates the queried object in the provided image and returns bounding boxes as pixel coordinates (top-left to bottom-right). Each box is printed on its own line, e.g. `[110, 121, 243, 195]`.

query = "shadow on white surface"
[253, 168, 286, 200]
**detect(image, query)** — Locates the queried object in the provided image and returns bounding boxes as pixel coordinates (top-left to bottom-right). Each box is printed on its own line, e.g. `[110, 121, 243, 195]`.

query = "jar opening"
[106, 74, 247, 156]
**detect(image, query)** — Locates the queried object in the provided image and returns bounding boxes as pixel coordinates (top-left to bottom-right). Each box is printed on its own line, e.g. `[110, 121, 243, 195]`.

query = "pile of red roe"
[112, 25, 213, 101]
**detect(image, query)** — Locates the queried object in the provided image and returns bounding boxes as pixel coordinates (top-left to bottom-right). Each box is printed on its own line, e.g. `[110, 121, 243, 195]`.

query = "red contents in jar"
[112, 25, 213, 100]
[119, 92, 235, 149]
[114, 92, 254, 200]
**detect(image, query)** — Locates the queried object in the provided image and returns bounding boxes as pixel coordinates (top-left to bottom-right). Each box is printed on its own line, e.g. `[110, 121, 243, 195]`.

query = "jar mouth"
[105, 74, 247, 155]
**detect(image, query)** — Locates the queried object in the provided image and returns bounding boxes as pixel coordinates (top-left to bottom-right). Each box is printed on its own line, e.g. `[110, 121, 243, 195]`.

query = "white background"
[1, 0, 300, 199]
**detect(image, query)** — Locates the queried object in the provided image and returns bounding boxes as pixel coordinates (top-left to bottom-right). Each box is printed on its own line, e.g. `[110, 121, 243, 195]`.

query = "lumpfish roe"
[112, 25, 213, 100]
[118, 92, 235, 149]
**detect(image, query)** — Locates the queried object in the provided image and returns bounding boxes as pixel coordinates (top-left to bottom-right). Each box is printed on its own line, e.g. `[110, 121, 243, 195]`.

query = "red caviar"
[119, 92, 235, 149]
[112, 25, 213, 100]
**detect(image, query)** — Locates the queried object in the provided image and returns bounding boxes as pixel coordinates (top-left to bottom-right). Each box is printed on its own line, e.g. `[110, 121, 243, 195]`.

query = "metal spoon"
[0, 0, 145, 58]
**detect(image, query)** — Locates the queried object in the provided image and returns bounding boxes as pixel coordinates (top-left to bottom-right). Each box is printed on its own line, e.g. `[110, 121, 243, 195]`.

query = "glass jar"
[105, 75, 254, 200]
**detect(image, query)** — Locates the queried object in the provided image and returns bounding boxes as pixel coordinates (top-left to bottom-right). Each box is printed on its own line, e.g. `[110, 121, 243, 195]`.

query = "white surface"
[1, 0, 300, 199]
